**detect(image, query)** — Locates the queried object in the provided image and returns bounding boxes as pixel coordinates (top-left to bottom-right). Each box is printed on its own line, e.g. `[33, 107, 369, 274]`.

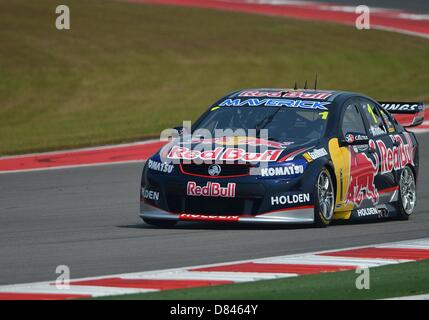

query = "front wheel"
[396, 166, 417, 220]
[314, 168, 335, 227]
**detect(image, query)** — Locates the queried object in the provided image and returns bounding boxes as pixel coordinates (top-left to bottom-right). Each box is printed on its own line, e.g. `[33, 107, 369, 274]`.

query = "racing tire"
[142, 218, 177, 228]
[396, 165, 417, 220]
[313, 168, 335, 228]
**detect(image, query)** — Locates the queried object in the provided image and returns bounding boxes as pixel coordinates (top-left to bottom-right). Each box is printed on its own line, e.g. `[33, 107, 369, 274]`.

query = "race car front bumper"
[140, 202, 315, 224]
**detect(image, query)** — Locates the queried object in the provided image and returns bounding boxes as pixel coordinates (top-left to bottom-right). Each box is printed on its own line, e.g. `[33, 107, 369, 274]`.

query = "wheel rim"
[317, 171, 334, 220]
[400, 167, 416, 215]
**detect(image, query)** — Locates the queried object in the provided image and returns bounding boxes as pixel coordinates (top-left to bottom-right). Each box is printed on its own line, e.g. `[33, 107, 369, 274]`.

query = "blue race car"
[140, 89, 424, 227]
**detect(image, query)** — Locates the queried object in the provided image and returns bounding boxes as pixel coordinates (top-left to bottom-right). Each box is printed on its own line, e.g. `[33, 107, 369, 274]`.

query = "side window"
[341, 103, 366, 137]
[379, 108, 396, 133]
[360, 100, 387, 137]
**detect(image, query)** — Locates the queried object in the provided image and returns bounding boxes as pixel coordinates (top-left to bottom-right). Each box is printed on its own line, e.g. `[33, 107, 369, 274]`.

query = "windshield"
[193, 106, 330, 142]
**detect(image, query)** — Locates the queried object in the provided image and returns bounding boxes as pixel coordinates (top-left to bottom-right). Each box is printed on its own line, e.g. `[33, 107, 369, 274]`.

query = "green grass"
[1, 0, 429, 155]
[97, 260, 429, 300]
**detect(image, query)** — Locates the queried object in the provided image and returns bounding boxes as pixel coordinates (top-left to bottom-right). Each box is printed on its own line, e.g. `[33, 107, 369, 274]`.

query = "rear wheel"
[397, 166, 417, 220]
[142, 218, 177, 228]
[314, 168, 335, 227]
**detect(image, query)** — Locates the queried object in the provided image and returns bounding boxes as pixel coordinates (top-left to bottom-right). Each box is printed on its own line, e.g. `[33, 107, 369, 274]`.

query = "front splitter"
[140, 205, 315, 224]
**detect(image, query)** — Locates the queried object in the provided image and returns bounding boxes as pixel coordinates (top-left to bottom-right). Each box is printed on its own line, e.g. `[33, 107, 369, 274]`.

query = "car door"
[357, 97, 398, 206]
[338, 99, 381, 210]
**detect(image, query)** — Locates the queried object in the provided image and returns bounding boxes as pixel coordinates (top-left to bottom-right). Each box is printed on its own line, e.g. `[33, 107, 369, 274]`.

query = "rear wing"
[379, 101, 425, 128]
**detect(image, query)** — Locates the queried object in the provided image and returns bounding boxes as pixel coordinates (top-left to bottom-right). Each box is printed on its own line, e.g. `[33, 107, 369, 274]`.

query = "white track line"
[376, 239, 429, 249]
[262, 255, 409, 267]
[0, 159, 145, 175]
[371, 25, 429, 40]
[385, 293, 429, 300]
[122, 271, 296, 282]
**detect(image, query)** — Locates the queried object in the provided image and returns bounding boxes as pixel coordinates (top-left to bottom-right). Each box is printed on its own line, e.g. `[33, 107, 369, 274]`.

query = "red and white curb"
[0, 139, 166, 174]
[136, 0, 429, 39]
[0, 238, 428, 300]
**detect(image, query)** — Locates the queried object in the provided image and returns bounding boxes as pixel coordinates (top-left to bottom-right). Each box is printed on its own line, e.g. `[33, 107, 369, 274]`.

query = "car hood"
[157, 136, 319, 165]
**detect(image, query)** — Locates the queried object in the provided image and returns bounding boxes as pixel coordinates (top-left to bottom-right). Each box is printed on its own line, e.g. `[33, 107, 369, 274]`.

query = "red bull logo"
[346, 134, 415, 207]
[187, 181, 236, 198]
[377, 133, 414, 174]
[239, 90, 332, 100]
[346, 140, 379, 206]
[168, 146, 282, 162]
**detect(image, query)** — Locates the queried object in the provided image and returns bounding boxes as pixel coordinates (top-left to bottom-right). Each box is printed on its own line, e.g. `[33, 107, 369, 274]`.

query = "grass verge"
[96, 260, 429, 299]
[1, 0, 429, 154]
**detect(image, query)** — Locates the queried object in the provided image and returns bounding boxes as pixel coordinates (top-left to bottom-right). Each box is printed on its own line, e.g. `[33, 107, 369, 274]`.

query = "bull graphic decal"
[346, 140, 380, 206]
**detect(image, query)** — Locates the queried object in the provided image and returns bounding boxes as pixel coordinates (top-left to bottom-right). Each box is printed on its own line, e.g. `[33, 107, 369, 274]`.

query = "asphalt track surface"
[308, 0, 429, 13]
[0, 132, 427, 286]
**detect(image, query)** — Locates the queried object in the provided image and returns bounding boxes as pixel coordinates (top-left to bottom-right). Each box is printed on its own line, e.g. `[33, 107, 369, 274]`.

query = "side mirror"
[340, 132, 369, 146]
[162, 126, 185, 142]
[173, 126, 184, 136]
[171, 126, 191, 138]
